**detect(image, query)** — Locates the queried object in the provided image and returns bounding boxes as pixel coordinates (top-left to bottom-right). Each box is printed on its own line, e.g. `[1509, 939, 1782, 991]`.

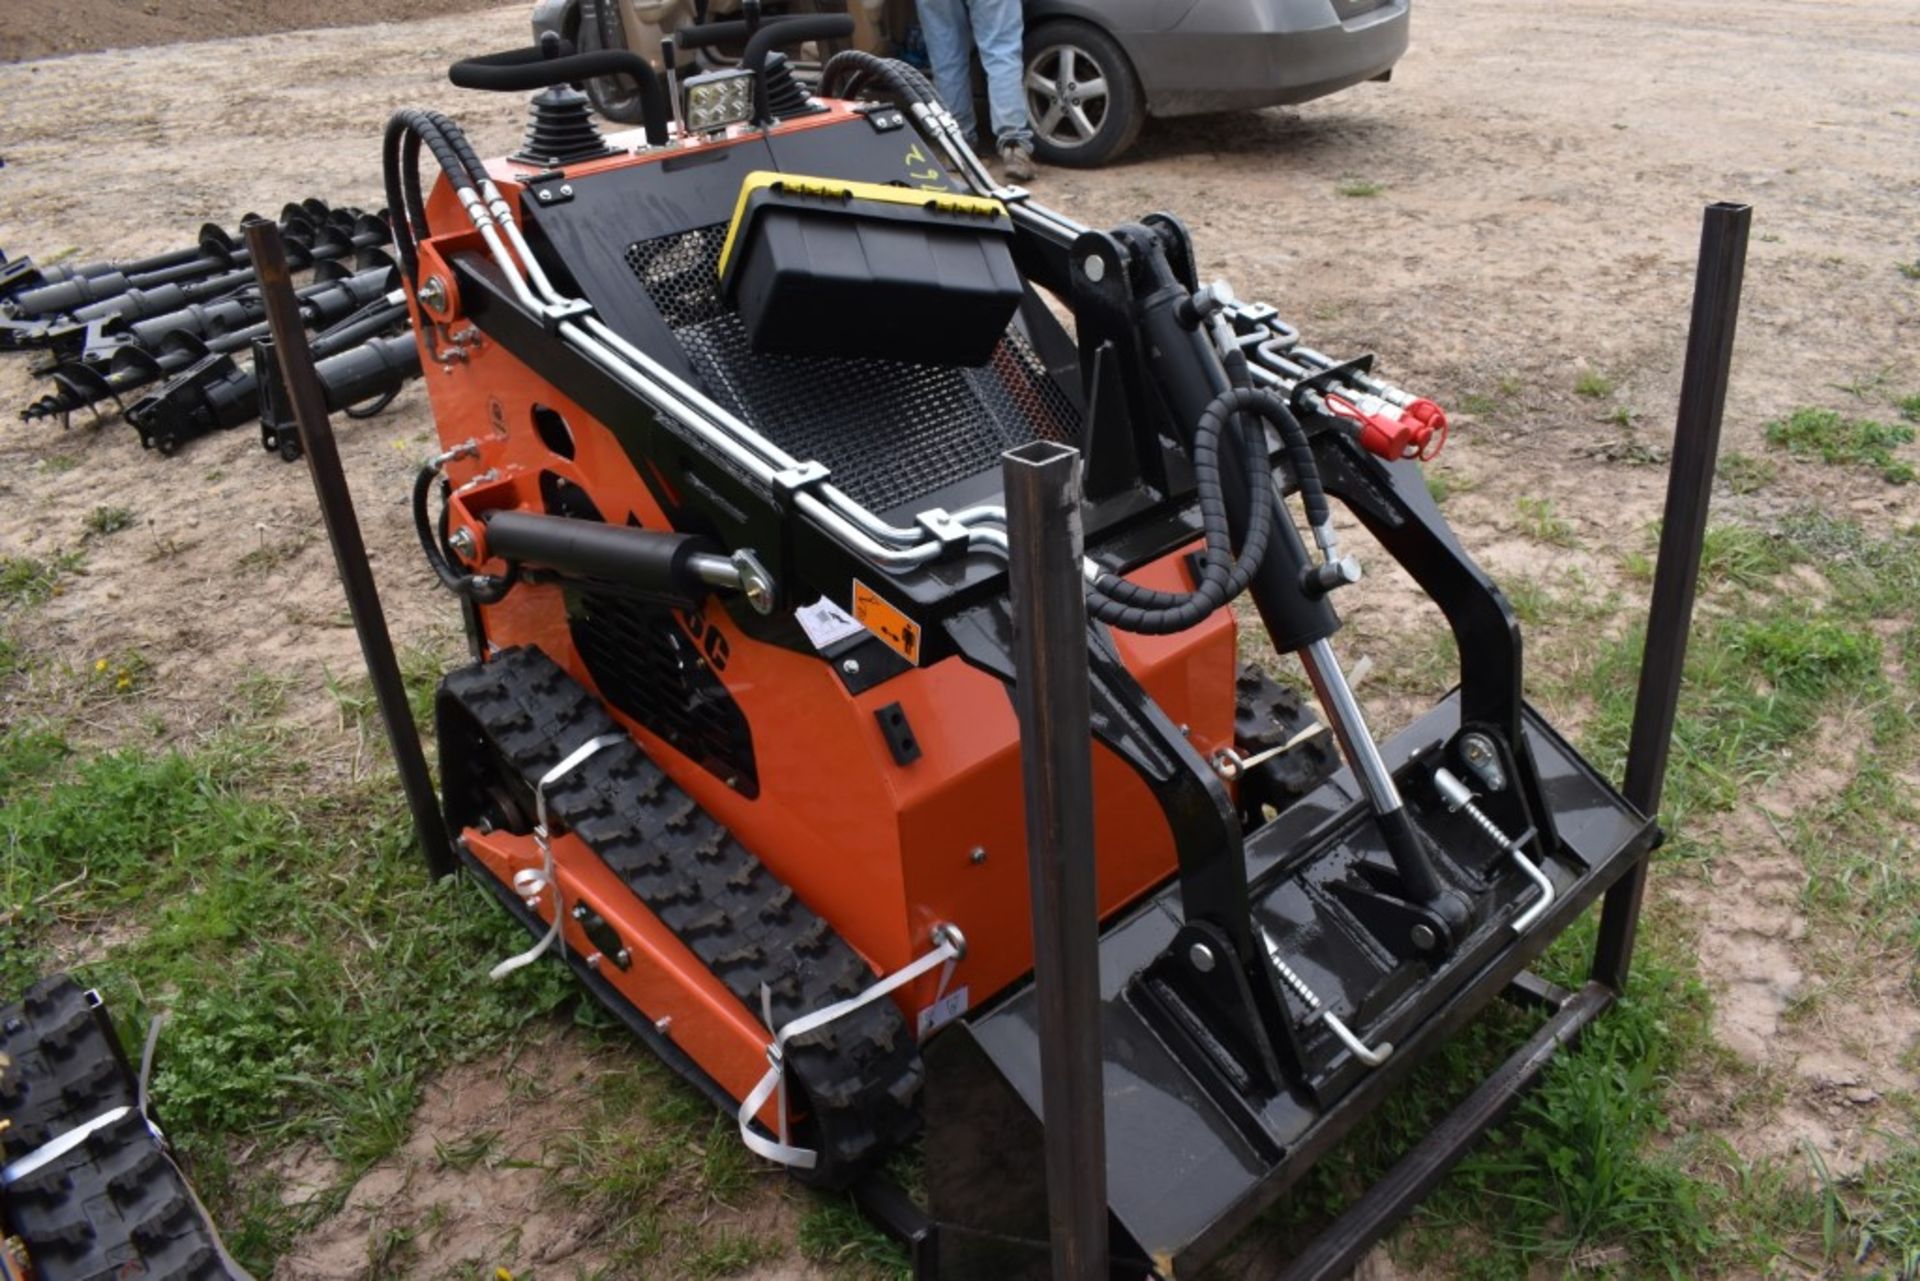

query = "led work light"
[682, 69, 757, 135]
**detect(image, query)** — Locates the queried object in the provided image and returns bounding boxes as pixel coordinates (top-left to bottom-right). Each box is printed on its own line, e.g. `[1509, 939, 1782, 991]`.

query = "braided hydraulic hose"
[819, 49, 941, 114]
[1083, 386, 1286, 634]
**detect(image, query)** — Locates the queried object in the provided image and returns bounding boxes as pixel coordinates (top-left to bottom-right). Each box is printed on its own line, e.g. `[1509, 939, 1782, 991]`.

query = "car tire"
[1022, 19, 1144, 168]
[579, 0, 649, 126]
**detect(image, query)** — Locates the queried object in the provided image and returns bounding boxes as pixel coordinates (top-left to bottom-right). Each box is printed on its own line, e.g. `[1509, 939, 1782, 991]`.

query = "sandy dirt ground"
[2, 0, 1918, 1276]
[0, 0, 504, 63]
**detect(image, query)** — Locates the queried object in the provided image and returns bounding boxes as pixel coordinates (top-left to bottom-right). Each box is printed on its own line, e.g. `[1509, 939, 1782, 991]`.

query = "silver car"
[534, 0, 1409, 167]
[1020, 0, 1410, 165]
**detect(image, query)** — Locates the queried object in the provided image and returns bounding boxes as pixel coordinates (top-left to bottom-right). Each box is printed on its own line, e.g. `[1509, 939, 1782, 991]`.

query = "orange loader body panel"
[412, 121, 1240, 1125]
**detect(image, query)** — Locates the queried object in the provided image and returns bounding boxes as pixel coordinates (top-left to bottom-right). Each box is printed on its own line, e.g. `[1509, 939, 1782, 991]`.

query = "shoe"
[998, 142, 1036, 183]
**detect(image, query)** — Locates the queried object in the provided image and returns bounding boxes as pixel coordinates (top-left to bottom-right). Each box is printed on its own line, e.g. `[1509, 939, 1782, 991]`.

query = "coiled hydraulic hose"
[1084, 387, 1300, 634]
[1222, 342, 1331, 540]
[413, 461, 517, 603]
[819, 49, 942, 113]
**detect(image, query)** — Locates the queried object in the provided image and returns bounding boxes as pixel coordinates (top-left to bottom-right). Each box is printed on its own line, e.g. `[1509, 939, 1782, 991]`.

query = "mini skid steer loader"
[311, 21, 1742, 1277]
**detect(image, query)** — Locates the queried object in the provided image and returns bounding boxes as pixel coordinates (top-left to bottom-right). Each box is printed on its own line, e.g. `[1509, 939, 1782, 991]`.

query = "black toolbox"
[718, 172, 1024, 367]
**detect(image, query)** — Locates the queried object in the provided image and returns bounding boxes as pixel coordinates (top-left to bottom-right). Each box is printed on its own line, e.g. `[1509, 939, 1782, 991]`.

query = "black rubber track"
[1233, 661, 1343, 820]
[437, 646, 923, 1185]
[1, 977, 236, 1281]
[4, 1114, 230, 1281]
[0, 977, 134, 1165]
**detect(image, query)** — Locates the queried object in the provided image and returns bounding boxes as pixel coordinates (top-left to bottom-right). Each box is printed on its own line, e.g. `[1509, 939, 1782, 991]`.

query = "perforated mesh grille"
[569, 590, 759, 796]
[625, 224, 1080, 512]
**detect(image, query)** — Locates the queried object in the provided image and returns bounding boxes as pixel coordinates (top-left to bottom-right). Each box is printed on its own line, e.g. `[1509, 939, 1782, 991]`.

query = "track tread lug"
[437, 646, 924, 1186]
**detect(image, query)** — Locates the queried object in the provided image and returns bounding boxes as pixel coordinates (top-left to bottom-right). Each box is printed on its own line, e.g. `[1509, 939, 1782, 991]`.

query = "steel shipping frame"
[270, 142, 1750, 1273]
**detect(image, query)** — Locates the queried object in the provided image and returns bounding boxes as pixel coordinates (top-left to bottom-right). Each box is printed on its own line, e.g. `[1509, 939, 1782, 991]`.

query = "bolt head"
[572, 904, 589, 920]
[536, 188, 554, 202]
[1409, 924, 1438, 952]
[1081, 255, 1107, 283]
[586, 953, 602, 971]
[968, 846, 987, 865]
[841, 658, 861, 676]
[1188, 941, 1217, 973]
[614, 948, 631, 968]
[559, 184, 573, 196]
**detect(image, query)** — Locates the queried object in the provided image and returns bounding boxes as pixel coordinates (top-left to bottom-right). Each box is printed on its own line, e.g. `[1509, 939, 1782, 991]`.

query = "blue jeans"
[917, 0, 1033, 152]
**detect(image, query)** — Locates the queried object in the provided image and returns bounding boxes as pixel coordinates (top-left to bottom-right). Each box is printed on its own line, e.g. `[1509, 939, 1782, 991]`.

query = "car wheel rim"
[1024, 43, 1110, 150]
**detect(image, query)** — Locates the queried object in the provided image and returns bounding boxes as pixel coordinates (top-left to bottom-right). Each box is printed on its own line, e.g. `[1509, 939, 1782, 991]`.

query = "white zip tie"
[1, 1105, 135, 1186]
[489, 733, 627, 982]
[737, 926, 964, 1170]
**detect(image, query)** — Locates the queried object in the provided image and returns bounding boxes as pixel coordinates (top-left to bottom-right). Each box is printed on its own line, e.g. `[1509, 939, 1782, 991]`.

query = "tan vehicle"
[532, 0, 908, 123]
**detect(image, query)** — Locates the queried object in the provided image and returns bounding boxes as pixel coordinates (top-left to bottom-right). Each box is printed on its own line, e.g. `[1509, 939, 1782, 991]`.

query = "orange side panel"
[413, 127, 1244, 1090]
[464, 826, 779, 1123]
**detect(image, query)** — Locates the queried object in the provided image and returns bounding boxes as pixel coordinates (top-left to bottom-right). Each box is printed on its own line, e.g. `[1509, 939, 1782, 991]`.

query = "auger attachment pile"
[0, 200, 420, 457]
[317, 20, 1731, 1278]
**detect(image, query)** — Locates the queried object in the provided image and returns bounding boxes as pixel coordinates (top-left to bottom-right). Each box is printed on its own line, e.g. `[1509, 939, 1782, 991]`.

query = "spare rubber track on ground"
[1, 976, 238, 1281]
[438, 645, 923, 1184]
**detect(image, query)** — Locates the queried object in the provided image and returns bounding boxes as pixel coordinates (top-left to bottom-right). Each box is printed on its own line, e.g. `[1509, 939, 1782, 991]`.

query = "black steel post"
[243, 217, 455, 877]
[1592, 201, 1750, 989]
[1003, 440, 1110, 1281]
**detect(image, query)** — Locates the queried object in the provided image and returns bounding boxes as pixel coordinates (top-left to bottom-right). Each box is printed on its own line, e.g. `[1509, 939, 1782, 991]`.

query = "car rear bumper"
[1128, 0, 1411, 118]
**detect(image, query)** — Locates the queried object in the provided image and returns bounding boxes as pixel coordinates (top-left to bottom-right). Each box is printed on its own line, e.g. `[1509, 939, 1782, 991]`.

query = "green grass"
[1336, 178, 1383, 198]
[83, 505, 135, 536]
[1899, 260, 1920, 281]
[1559, 599, 1880, 830]
[1574, 369, 1615, 399]
[544, 1044, 782, 1274]
[1898, 392, 1920, 423]
[0, 719, 582, 1273]
[1697, 521, 1796, 590]
[0, 549, 84, 605]
[799, 1195, 912, 1278]
[1827, 1128, 1920, 1278]
[1719, 450, 1778, 495]
[1514, 496, 1578, 547]
[1765, 406, 1916, 483]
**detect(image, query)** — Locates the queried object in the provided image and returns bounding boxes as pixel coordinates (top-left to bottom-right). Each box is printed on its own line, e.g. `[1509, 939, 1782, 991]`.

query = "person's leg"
[916, 0, 980, 147]
[967, 0, 1032, 154]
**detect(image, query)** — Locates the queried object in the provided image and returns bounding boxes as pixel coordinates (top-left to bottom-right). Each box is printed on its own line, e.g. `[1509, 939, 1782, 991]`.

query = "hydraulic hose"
[382, 113, 428, 285]
[819, 49, 940, 110]
[412, 461, 516, 603]
[1222, 343, 1329, 536]
[1084, 386, 1286, 634]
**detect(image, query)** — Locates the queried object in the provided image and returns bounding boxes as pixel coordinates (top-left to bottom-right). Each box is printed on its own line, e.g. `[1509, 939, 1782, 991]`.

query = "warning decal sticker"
[851, 579, 922, 666]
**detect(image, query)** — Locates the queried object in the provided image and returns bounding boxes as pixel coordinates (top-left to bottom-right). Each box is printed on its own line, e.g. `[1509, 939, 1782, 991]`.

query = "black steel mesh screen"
[625, 224, 1080, 512]
[569, 589, 759, 796]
